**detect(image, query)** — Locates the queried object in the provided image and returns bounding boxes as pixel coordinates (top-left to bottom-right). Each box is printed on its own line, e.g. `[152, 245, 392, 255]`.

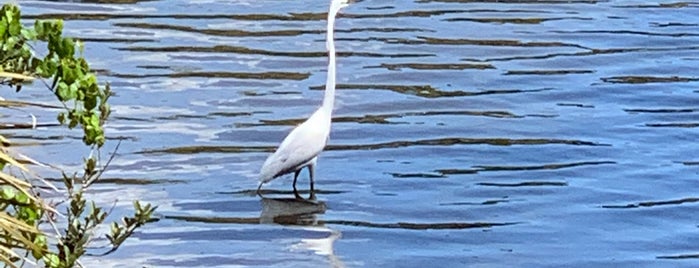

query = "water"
[11, 0, 699, 267]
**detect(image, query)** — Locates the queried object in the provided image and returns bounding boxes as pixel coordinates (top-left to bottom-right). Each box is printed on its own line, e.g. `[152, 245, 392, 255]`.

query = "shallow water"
[11, 0, 699, 267]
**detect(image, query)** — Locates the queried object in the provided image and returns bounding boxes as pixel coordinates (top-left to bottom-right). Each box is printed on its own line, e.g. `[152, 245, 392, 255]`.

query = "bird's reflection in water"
[259, 197, 345, 268]
[259, 197, 326, 225]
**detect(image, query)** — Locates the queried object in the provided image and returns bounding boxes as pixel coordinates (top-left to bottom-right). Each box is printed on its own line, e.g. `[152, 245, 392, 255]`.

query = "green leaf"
[2, 187, 15, 200]
[57, 81, 69, 101]
[21, 27, 36, 40]
[34, 20, 45, 40]
[68, 82, 78, 100]
[57, 112, 66, 124]
[89, 113, 100, 127]
[85, 95, 97, 110]
[0, 18, 7, 37]
[8, 15, 20, 36]
[32, 235, 47, 259]
[42, 253, 60, 268]
[5, 35, 17, 48]
[60, 37, 75, 58]
[14, 190, 29, 204]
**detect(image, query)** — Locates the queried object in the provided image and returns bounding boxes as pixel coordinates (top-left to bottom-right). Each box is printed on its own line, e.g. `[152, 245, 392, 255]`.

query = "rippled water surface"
[12, 0, 699, 267]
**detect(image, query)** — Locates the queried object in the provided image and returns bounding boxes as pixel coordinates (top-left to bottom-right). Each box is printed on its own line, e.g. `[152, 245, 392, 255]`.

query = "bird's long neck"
[321, 4, 341, 113]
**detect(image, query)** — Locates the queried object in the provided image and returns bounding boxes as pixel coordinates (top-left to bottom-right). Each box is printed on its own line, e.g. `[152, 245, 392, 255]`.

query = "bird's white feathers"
[258, 0, 347, 186]
[259, 107, 332, 183]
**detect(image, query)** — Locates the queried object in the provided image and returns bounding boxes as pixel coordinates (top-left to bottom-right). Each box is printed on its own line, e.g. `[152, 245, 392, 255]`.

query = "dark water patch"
[114, 22, 427, 37]
[602, 197, 699, 209]
[341, 27, 432, 33]
[472, 46, 699, 62]
[236, 114, 399, 127]
[645, 122, 699, 128]
[114, 22, 323, 37]
[136, 65, 171, 70]
[152, 111, 257, 121]
[138, 145, 272, 155]
[349, 9, 557, 19]
[166, 215, 517, 230]
[111, 116, 154, 122]
[4, 134, 134, 144]
[368, 63, 495, 71]
[4, 134, 77, 143]
[601, 76, 699, 84]
[470, 161, 616, 172]
[208, 111, 256, 117]
[445, 16, 592, 24]
[477, 181, 568, 187]
[624, 108, 696, 113]
[413, 110, 522, 118]
[0, 100, 63, 109]
[651, 22, 699, 28]
[388, 172, 446, 178]
[416, 0, 601, 3]
[366, 6, 395, 10]
[524, 113, 558, 118]
[440, 198, 510, 206]
[340, 36, 587, 49]
[25, 10, 467, 22]
[237, 110, 522, 127]
[166, 215, 259, 224]
[310, 84, 553, 98]
[614, 2, 697, 8]
[0, 122, 61, 129]
[45, 177, 186, 185]
[323, 220, 518, 230]
[328, 137, 608, 151]
[96, 177, 187, 185]
[657, 253, 699, 259]
[78, 37, 155, 43]
[350, 9, 465, 19]
[505, 69, 593, 75]
[551, 29, 699, 37]
[437, 161, 615, 175]
[557, 103, 595, 108]
[417, 36, 589, 49]
[138, 137, 607, 155]
[119, 45, 434, 58]
[108, 71, 310, 80]
[153, 114, 212, 121]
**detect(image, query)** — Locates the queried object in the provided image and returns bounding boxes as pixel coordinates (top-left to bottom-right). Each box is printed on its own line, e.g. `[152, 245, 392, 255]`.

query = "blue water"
[11, 0, 699, 267]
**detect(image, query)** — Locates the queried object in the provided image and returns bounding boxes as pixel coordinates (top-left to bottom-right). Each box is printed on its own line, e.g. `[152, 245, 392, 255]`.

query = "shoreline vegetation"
[0, 3, 155, 267]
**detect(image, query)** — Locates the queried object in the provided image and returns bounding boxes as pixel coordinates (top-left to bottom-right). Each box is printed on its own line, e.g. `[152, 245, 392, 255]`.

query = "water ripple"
[602, 197, 699, 209]
[310, 84, 554, 98]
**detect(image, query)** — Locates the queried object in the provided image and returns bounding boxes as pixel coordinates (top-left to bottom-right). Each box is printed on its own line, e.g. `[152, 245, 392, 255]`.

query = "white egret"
[258, 0, 350, 198]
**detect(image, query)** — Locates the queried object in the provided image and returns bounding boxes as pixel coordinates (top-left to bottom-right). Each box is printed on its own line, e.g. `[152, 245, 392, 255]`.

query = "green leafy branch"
[0, 3, 157, 267]
[1, 4, 110, 147]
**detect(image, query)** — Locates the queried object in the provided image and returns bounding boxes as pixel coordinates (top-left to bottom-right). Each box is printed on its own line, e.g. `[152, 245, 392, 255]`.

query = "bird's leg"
[256, 182, 264, 197]
[293, 169, 303, 199]
[309, 163, 316, 200]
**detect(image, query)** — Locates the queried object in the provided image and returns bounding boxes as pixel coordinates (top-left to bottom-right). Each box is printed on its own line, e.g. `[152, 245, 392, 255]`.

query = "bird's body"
[258, 0, 349, 198]
[258, 107, 331, 183]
